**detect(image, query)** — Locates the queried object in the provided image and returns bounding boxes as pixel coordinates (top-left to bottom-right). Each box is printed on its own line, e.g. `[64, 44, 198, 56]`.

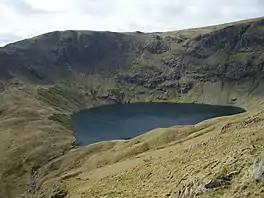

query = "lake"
[71, 103, 245, 146]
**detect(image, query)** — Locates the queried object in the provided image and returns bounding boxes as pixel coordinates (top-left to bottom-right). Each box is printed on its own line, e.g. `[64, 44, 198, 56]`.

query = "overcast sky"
[0, 0, 264, 46]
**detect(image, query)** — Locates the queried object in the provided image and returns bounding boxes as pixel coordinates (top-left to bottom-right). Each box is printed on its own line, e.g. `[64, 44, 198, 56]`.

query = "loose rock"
[253, 156, 264, 182]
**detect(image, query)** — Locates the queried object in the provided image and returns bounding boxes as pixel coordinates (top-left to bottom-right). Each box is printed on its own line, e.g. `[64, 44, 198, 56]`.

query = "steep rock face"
[184, 18, 264, 82]
[0, 31, 148, 83]
[142, 35, 170, 54]
[0, 18, 263, 90]
[54, 31, 141, 69]
[0, 18, 263, 101]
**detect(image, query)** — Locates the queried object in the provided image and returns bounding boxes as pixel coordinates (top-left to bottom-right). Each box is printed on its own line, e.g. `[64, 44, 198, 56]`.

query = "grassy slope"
[1, 82, 263, 198]
[0, 86, 75, 197]
[0, 17, 264, 197]
[33, 105, 264, 198]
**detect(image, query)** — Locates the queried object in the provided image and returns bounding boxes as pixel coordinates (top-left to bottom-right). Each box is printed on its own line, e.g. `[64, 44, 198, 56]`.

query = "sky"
[0, 0, 264, 46]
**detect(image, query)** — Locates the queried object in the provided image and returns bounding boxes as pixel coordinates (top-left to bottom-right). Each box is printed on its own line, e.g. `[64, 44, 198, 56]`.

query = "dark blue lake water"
[71, 103, 245, 146]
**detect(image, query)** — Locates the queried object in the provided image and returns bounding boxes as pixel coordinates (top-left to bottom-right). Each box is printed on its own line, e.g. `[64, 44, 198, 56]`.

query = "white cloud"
[0, 0, 263, 46]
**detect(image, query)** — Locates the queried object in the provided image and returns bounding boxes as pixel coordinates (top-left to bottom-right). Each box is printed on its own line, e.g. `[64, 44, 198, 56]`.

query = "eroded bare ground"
[30, 106, 264, 198]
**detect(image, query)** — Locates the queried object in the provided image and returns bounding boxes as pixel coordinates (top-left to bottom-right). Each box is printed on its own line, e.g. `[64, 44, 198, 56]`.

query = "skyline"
[0, 0, 264, 46]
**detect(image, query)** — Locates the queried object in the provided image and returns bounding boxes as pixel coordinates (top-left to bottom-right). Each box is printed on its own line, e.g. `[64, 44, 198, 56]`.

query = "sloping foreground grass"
[0, 86, 75, 197]
[32, 108, 264, 198]
[0, 84, 262, 198]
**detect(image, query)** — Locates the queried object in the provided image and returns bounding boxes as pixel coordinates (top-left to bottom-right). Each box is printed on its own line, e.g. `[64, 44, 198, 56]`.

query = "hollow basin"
[71, 102, 246, 146]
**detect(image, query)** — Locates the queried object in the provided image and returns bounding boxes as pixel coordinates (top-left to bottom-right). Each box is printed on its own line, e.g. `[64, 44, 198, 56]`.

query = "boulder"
[253, 156, 264, 182]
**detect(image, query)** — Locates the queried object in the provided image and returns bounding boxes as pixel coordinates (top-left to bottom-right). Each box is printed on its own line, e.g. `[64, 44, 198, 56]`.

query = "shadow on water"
[71, 102, 246, 146]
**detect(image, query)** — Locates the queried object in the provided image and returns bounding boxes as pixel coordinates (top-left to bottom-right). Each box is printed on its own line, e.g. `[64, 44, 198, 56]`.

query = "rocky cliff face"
[0, 31, 148, 83]
[0, 18, 263, 106]
[0, 18, 262, 87]
[185, 19, 264, 82]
